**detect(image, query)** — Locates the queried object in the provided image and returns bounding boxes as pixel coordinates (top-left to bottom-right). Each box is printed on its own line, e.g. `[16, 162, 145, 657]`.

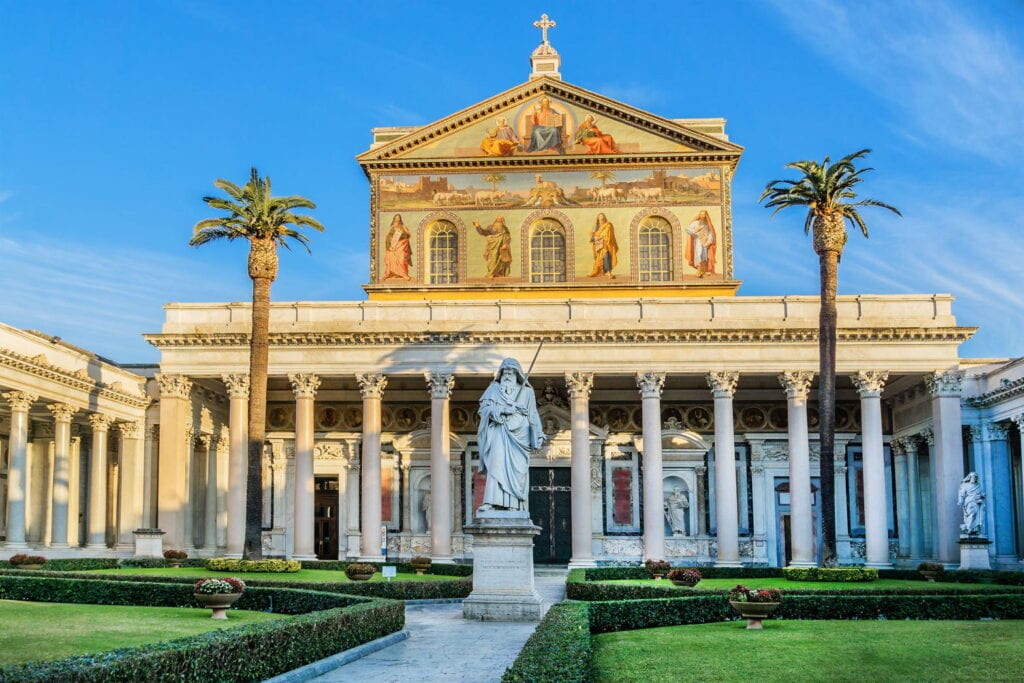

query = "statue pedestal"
[958, 536, 991, 570]
[463, 510, 543, 622]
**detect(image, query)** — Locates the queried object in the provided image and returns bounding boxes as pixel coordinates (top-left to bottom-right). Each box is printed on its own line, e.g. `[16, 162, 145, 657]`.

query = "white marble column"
[567, 372, 595, 568]
[984, 421, 1015, 565]
[203, 432, 219, 549]
[357, 373, 387, 561]
[708, 371, 741, 567]
[345, 455, 361, 557]
[891, 438, 910, 558]
[905, 436, 924, 559]
[289, 373, 320, 560]
[156, 374, 192, 551]
[215, 426, 229, 549]
[4, 391, 37, 549]
[780, 371, 815, 567]
[47, 403, 76, 548]
[925, 370, 966, 566]
[425, 371, 454, 562]
[116, 420, 145, 548]
[86, 413, 114, 549]
[852, 371, 892, 568]
[222, 374, 249, 557]
[637, 372, 666, 562]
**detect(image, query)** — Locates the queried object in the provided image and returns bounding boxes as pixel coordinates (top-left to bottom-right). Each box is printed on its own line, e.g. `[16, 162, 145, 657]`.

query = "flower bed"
[206, 558, 301, 573]
[0, 574, 402, 682]
[782, 567, 878, 582]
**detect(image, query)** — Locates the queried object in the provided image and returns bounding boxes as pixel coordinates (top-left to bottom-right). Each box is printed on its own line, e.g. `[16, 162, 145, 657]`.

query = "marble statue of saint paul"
[476, 358, 545, 511]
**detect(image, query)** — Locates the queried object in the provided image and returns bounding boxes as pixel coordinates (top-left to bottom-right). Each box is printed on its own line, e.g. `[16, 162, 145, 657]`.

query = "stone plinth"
[958, 537, 991, 570]
[133, 528, 165, 559]
[463, 510, 542, 622]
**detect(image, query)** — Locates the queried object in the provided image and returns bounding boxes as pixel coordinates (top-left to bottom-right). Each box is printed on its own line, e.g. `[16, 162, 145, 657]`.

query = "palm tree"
[759, 149, 899, 565]
[190, 168, 324, 560]
[482, 173, 506, 192]
[590, 170, 615, 187]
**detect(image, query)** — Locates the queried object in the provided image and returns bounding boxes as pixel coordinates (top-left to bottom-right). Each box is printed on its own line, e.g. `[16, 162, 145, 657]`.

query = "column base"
[714, 560, 743, 568]
[358, 555, 386, 563]
[224, 552, 243, 559]
[430, 554, 455, 564]
[4, 542, 29, 551]
[864, 562, 894, 569]
[292, 554, 318, 562]
[84, 543, 109, 551]
[48, 542, 70, 549]
[787, 560, 817, 568]
[994, 554, 1019, 569]
[568, 558, 597, 569]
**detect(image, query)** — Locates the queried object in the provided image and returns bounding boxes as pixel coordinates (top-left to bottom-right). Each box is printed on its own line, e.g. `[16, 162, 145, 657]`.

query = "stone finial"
[851, 370, 890, 397]
[778, 371, 814, 399]
[565, 372, 594, 399]
[425, 372, 455, 399]
[636, 372, 666, 399]
[925, 370, 964, 398]
[222, 374, 250, 399]
[289, 373, 321, 399]
[706, 371, 739, 398]
[87, 413, 115, 431]
[3, 391, 38, 412]
[47, 402, 78, 422]
[155, 374, 193, 399]
[356, 373, 388, 399]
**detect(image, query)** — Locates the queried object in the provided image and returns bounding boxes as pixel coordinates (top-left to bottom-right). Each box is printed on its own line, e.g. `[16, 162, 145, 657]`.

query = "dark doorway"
[529, 467, 572, 564]
[314, 477, 339, 560]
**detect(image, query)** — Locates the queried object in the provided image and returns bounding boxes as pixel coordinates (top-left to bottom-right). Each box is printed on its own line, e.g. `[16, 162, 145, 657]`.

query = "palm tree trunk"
[818, 248, 839, 566]
[244, 238, 277, 560]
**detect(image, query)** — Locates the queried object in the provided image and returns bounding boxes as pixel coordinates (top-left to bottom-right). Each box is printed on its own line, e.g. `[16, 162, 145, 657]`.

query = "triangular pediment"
[358, 77, 742, 165]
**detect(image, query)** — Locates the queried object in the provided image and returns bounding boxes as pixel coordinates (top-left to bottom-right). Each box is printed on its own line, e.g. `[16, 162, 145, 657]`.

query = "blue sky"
[1, 0, 1022, 362]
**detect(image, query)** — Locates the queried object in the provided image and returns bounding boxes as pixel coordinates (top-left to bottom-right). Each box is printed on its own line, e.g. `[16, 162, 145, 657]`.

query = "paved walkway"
[310, 568, 567, 683]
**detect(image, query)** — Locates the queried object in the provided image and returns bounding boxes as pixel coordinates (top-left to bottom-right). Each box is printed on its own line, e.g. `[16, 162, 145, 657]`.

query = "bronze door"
[314, 477, 339, 560]
[529, 467, 572, 564]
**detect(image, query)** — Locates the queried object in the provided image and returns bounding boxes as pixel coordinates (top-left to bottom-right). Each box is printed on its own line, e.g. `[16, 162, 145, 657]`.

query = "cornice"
[966, 377, 1024, 407]
[0, 346, 150, 409]
[145, 326, 976, 349]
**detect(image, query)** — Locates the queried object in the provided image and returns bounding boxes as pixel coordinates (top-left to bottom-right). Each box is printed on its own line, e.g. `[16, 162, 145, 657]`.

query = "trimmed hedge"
[0, 558, 118, 572]
[301, 560, 474, 577]
[0, 574, 403, 682]
[501, 602, 591, 683]
[782, 567, 878, 582]
[206, 558, 301, 573]
[0, 568, 473, 601]
[584, 566, 784, 581]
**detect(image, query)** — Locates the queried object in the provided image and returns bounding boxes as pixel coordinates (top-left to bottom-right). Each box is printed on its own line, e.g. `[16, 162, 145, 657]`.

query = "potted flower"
[193, 577, 246, 619]
[917, 561, 944, 582]
[728, 585, 783, 629]
[409, 556, 432, 576]
[645, 559, 671, 580]
[344, 562, 376, 581]
[164, 549, 187, 568]
[667, 567, 701, 588]
[9, 554, 47, 570]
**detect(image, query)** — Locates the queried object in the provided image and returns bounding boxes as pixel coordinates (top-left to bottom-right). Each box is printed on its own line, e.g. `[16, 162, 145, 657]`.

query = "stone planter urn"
[729, 601, 781, 629]
[919, 570, 940, 582]
[194, 592, 243, 620]
[344, 564, 376, 582]
[410, 558, 432, 576]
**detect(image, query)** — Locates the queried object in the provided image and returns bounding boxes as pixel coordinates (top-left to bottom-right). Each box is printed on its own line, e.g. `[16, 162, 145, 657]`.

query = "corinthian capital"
[116, 420, 144, 440]
[289, 373, 321, 399]
[356, 373, 388, 399]
[636, 372, 666, 399]
[985, 421, 1010, 441]
[851, 370, 889, 397]
[706, 371, 739, 398]
[919, 426, 935, 446]
[778, 371, 814, 399]
[925, 370, 963, 398]
[156, 374, 193, 399]
[222, 374, 250, 399]
[47, 402, 78, 423]
[88, 413, 115, 432]
[565, 372, 594, 399]
[3, 391, 38, 412]
[425, 372, 455, 399]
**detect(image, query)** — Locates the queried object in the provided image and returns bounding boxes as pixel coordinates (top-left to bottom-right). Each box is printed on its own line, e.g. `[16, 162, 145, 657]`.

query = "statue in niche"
[476, 358, 545, 511]
[958, 472, 985, 536]
[421, 491, 431, 532]
[663, 486, 690, 536]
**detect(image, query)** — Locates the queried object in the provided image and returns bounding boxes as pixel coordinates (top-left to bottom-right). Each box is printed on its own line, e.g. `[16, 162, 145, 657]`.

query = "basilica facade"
[2, 37, 1023, 570]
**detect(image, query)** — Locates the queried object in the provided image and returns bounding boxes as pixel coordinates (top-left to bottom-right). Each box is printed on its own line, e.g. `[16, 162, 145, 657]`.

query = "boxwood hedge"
[501, 602, 591, 683]
[301, 560, 473, 577]
[0, 574, 403, 682]
[782, 567, 878, 582]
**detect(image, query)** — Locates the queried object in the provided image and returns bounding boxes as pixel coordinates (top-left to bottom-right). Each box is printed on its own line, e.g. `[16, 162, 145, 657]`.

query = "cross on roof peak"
[534, 13, 556, 45]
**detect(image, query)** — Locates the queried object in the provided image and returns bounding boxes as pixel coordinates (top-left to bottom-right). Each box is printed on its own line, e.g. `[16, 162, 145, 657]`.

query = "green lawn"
[592, 620, 1024, 682]
[89, 567, 458, 582]
[601, 577, 998, 591]
[0, 599, 282, 665]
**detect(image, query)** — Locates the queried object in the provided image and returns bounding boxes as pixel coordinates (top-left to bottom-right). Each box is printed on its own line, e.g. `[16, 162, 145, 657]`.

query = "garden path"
[309, 567, 567, 683]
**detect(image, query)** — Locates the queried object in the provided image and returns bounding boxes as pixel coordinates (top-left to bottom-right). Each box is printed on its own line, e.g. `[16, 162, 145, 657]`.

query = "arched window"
[428, 220, 458, 284]
[638, 217, 672, 282]
[529, 219, 566, 283]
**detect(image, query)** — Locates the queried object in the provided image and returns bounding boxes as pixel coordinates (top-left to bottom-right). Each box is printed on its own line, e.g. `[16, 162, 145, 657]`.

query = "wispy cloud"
[770, 0, 1024, 163]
